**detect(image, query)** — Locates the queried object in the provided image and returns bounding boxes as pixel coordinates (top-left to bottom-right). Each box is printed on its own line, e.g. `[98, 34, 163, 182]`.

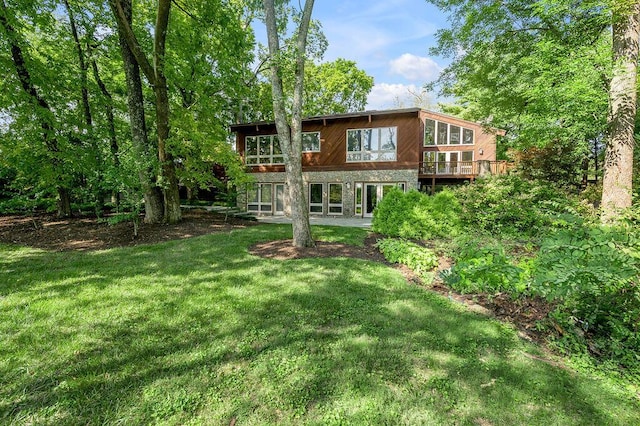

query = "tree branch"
[109, 0, 156, 84]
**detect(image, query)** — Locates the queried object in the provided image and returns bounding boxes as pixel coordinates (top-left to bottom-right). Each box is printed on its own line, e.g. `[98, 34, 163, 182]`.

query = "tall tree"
[111, 0, 181, 223]
[109, 0, 164, 223]
[0, 0, 72, 216]
[426, 0, 626, 189]
[601, 0, 640, 222]
[263, 0, 315, 247]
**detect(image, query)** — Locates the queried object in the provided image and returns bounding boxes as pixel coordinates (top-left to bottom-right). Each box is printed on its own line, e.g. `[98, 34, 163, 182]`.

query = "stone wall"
[238, 169, 419, 217]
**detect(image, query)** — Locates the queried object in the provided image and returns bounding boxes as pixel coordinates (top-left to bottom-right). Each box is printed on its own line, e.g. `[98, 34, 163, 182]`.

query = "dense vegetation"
[373, 174, 640, 381]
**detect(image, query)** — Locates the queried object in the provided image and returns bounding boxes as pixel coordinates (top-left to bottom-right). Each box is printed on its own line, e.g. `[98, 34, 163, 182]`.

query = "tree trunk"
[154, 0, 181, 223]
[263, 0, 315, 248]
[601, 1, 640, 222]
[90, 49, 121, 208]
[111, 0, 164, 223]
[0, 0, 71, 217]
[111, 0, 181, 223]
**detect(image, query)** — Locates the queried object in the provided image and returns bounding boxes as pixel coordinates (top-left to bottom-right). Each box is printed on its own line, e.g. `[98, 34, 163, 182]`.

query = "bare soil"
[0, 210, 550, 344]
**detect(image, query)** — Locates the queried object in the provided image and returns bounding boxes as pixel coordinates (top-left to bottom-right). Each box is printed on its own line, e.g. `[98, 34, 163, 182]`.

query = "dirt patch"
[0, 209, 257, 251]
[248, 233, 387, 263]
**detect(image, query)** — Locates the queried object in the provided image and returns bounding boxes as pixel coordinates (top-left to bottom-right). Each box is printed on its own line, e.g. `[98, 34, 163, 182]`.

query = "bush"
[454, 174, 592, 238]
[372, 188, 461, 240]
[531, 227, 640, 370]
[376, 238, 439, 281]
[442, 236, 528, 295]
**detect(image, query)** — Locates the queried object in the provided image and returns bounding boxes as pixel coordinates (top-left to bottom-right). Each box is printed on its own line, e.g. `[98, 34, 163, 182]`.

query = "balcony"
[419, 160, 511, 177]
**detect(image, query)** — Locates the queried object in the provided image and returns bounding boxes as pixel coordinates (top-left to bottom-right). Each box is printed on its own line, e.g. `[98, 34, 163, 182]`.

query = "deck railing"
[419, 160, 511, 177]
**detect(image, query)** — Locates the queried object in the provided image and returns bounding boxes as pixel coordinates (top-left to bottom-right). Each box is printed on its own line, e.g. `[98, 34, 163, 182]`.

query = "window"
[424, 119, 436, 146]
[346, 127, 397, 162]
[463, 128, 474, 145]
[437, 122, 448, 145]
[424, 118, 475, 146]
[245, 135, 284, 165]
[309, 183, 323, 214]
[328, 183, 343, 215]
[449, 125, 461, 145]
[302, 132, 320, 152]
[247, 183, 272, 213]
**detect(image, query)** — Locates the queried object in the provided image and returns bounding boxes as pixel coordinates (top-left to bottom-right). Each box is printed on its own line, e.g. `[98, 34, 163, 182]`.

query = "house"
[230, 108, 505, 218]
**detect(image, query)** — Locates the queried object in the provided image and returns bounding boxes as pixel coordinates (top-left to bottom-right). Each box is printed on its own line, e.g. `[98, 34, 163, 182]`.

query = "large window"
[302, 132, 321, 152]
[309, 183, 323, 214]
[347, 127, 397, 162]
[245, 135, 284, 165]
[424, 118, 474, 146]
[328, 183, 343, 215]
[247, 183, 273, 213]
[422, 151, 474, 175]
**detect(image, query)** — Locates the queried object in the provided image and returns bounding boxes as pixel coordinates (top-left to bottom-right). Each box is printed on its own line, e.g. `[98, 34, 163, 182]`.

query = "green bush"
[442, 236, 528, 295]
[376, 238, 439, 280]
[372, 188, 461, 240]
[531, 227, 640, 370]
[454, 174, 592, 238]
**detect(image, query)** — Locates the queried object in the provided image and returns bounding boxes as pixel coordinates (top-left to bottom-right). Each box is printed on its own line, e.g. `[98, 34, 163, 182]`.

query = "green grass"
[1, 224, 638, 425]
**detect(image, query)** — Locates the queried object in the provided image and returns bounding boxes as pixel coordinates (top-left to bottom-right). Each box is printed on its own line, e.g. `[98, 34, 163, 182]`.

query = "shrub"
[453, 174, 592, 238]
[442, 236, 528, 295]
[372, 188, 461, 240]
[531, 227, 640, 370]
[376, 238, 439, 281]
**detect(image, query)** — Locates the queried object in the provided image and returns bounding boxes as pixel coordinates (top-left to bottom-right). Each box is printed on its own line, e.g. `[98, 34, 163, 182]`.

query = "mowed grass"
[1, 224, 638, 425]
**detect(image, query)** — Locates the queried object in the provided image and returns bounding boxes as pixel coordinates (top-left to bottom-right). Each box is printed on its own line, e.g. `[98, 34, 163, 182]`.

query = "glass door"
[364, 183, 400, 217]
[274, 184, 285, 215]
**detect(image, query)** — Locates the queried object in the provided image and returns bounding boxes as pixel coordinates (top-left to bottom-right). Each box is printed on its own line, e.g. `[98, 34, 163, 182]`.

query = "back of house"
[230, 108, 504, 218]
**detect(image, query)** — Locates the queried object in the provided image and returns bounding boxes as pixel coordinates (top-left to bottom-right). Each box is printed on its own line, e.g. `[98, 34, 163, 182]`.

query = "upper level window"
[302, 132, 320, 152]
[245, 135, 284, 165]
[424, 118, 474, 146]
[346, 127, 397, 162]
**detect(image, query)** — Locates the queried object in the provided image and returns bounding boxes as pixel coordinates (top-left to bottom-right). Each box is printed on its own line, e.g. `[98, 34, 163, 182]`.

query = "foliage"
[442, 235, 528, 295]
[427, 0, 610, 185]
[2, 225, 638, 423]
[454, 174, 593, 238]
[531, 227, 640, 370]
[372, 188, 462, 240]
[376, 238, 439, 280]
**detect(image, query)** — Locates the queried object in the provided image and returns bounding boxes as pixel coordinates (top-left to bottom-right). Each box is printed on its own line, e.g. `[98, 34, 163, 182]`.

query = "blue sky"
[255, 0, 451, 110]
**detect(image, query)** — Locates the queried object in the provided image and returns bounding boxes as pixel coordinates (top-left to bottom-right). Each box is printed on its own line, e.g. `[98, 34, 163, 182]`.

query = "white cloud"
[367, 83, 434, 110]
[389, 53, 442, 81]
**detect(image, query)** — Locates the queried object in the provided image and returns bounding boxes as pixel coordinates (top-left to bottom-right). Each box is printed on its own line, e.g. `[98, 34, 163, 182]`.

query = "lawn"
[1, 224, 638, 425]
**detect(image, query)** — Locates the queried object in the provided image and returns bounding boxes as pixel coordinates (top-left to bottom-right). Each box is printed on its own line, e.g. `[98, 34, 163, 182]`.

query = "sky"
[255, 0, 452, 111]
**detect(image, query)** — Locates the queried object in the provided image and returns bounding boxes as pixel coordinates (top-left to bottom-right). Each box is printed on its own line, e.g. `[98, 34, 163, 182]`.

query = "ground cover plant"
[2, 223, 639, 424]
[372, 174, 640, 381]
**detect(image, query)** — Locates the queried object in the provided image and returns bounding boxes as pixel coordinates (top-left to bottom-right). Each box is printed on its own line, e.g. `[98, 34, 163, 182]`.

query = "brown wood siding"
[237, 111, 422, 172]
[234, 110, 502, 174]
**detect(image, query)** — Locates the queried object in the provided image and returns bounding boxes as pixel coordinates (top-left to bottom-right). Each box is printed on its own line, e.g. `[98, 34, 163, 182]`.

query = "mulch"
[0, 210, 551, 345]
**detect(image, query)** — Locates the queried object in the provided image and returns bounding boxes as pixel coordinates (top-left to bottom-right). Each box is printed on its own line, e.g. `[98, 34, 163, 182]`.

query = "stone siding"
[238, 169, 419, 217]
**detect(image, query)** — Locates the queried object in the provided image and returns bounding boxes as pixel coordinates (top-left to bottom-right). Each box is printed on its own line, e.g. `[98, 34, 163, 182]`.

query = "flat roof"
[229, 108, 422, 131]
[229, 107, 504, 134]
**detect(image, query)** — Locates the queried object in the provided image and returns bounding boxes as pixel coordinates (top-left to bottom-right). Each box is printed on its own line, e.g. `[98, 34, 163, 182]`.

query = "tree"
[601, 0, 640, 222]
[111, 0, 182, 223]
[303, 58, 373, 116]
[0, 0, 72, 217]
[426, 0, 611, 186]
[263, 0, 315, 247]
